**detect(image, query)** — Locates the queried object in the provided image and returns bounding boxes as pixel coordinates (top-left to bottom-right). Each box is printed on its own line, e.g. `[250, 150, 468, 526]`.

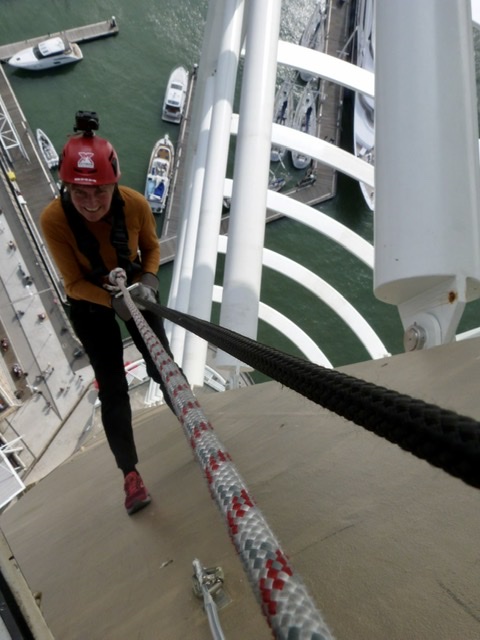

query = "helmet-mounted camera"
[73, 110, 100, 137]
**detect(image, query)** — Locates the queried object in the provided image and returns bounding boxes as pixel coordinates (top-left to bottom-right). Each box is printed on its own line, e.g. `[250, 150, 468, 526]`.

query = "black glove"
[134, 273, 159, 309]
[111, 295, 131, 322]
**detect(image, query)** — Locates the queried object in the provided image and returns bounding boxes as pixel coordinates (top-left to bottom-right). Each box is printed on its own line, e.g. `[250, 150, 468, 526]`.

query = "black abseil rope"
[132, 296, 480, 491]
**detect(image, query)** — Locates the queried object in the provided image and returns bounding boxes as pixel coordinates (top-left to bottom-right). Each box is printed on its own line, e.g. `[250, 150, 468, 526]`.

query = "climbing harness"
[110, 268, 335, 640]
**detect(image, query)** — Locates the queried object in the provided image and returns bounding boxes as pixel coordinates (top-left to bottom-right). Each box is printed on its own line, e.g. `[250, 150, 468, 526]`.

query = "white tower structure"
[374, 0, 480, 349]
[169, 0, 480, 388]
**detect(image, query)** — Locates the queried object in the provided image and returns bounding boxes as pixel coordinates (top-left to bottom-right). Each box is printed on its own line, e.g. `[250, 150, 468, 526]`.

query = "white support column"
[167, 0, 222, 362]
[216, 0, 282, 368]
[374, 0, 480, 349]
[180, 0, 246, 386]
[167, 79, 214, 363]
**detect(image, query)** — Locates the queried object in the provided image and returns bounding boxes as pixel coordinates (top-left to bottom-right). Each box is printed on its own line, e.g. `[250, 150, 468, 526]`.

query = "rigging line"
[110, 276, 335, 640]
[132, 296, 480, 491]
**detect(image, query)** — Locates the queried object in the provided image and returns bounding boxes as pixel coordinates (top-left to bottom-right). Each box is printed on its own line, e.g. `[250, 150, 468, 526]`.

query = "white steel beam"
[216, 0, 283, 369]
[212, 285, 332, 367]
[230, 114, 375, 187]
[216, 236, 389, 361]
[222, 178, 374, 267]
[174, 0, 245, 385]
[277, 41, 375, 97]
[374, 0, 480, 349]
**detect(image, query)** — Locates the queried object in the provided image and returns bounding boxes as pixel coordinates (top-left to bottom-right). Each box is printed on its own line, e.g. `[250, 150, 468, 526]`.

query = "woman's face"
[67, 183, 116, 221]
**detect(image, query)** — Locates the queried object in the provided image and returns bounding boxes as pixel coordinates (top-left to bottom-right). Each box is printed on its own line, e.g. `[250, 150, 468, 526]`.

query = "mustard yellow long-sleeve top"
[40, 186, 160, 307]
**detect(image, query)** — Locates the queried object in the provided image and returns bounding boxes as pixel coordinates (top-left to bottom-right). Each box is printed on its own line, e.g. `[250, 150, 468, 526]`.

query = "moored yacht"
[353, 0, 375, 210]
[145, 134, 175, 214]
[162, 66, 189, 124]
[291, 81, 317, 169]
[7, 36, 83, 71]
[35, 128, 59, 169]
[299, 0, 328, 82]
[271, 77, 295, 162]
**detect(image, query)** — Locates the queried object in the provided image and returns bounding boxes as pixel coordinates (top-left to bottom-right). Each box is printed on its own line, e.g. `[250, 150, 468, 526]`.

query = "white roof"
[37, 37, 66, 56]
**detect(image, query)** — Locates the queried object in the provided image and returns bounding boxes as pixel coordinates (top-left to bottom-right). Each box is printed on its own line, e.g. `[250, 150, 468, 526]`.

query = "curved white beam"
[217, 236, 389, 360]
[212, 285, 332, 367]
[224, 178, 374, 268]
[277, 41, 375, 97]
[230, 114, 374, 186]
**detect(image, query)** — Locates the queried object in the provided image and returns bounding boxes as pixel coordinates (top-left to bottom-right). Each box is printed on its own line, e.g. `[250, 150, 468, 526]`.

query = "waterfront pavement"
[0, 194, 162, 489]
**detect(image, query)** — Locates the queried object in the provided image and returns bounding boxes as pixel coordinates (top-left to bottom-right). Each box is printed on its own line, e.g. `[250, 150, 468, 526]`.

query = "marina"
[0, 2, 353, 274]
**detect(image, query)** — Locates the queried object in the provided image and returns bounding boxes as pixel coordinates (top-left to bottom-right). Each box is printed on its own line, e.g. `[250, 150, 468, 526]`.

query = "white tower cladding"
[374, 0, 480, 348]
[215, 0, 282, 368]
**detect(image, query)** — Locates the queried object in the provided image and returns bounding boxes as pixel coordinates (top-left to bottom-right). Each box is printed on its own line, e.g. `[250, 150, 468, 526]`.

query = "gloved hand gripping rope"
[105, 268, 159, 321]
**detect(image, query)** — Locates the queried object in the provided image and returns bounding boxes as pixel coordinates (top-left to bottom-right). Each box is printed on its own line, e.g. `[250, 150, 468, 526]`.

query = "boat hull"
[36, 129, 59, 169]
[145, 135, 175, 214]
[271, 79, 294, 163]
[299, 1, 328, 82]
[8, 37, 83, 71]
[353, 0, 375, 210]
[162, 66, 189, 124]
[291, 83, 317, 170]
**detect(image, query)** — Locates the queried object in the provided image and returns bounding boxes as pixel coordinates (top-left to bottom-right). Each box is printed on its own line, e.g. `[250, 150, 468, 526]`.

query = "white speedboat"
[7, 36, 83, 71]
[35, 128, 59, 169]
[353, 0, 375, 210]
[145, 134, 175, 214]
[271, 78, 295, 163]
[299, 0, 328, 82]
[162, 66, 189, 124]
[291, 82, 317, 170]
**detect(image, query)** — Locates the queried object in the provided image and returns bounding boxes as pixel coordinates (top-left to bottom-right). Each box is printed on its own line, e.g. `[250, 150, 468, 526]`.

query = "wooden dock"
[287, 0, 354, 208]
[157, 64, 198, 265]
[0, 18, 119, 62]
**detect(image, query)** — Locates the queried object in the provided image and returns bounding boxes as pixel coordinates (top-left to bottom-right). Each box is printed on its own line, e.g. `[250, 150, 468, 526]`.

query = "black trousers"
[69, 300, 177, 472]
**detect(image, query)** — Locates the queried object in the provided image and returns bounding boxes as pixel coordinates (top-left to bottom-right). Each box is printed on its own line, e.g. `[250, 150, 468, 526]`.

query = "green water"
[1, 0, 479, 373]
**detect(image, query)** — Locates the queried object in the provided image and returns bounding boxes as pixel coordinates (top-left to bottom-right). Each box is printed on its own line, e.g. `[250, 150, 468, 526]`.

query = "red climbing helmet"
[59, 133, 121, 185]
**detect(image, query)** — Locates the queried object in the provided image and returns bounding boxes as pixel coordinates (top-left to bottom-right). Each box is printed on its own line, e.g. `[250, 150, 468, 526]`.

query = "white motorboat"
[291, 82, 317, 170]
[145, 134, 175, 215]
[35, 128, 59, 169]
[299, 0, 328, 82]
[7, 36, 83, 71]
[162, 66, 189, 124]
[271, 78, 295, 163]
[353, 0, 375, 210]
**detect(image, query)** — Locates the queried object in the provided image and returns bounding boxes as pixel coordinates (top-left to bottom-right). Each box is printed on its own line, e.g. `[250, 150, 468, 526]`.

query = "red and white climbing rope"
[113, 271, 335, 640]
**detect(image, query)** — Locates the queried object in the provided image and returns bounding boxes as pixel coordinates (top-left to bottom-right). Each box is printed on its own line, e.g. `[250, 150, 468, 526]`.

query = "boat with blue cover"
[145, 134, 175, 215]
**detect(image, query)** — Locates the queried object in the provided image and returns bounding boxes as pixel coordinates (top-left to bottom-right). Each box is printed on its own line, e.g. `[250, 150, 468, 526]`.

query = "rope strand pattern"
[120, 285, 335, 640]
[137, 299, 480, 490]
